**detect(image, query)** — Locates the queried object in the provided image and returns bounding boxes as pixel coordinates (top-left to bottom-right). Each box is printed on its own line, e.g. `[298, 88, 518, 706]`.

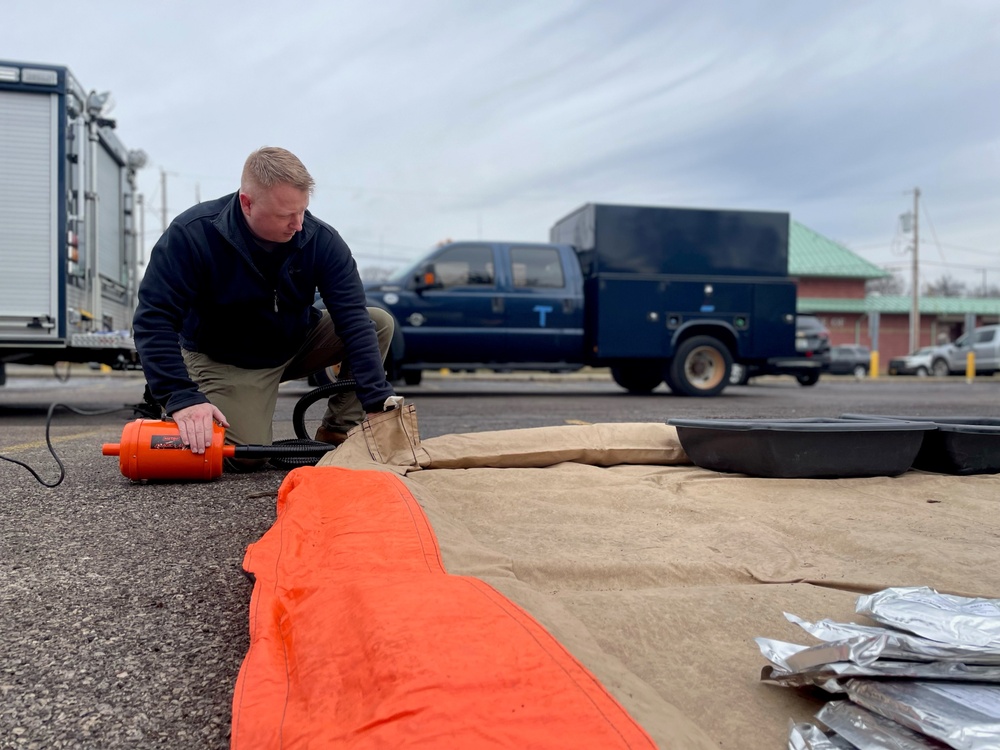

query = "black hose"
[263, 439, 335, 469]
[291, 378, 358, 440]
[233, 442, 334, 459]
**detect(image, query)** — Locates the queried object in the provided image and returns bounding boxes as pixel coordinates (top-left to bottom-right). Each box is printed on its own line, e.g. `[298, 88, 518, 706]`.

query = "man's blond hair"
[241, 147, 315, 196]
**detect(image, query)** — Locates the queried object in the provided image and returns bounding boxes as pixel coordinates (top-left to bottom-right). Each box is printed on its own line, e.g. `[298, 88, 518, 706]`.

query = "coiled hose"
[270, 378, 359, 468]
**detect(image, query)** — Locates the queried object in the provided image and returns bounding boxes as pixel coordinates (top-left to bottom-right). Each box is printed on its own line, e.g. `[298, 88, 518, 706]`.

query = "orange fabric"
[231, 467, 656, 749]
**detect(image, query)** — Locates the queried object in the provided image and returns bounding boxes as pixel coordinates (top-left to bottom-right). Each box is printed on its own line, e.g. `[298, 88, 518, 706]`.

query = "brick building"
[788, 221, 1000, 371]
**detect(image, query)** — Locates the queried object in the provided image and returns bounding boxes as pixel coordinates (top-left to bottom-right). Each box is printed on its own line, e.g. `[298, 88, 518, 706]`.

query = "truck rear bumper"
[740, 355, 830, 379]
[765, 357, 827, 371]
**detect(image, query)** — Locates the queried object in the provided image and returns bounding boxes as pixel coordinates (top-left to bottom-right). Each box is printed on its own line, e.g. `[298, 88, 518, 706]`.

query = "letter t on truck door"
[503, 245, 581, 363]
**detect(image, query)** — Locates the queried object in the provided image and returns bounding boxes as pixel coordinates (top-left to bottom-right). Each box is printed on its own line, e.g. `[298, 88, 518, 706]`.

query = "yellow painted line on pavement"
[564, 419, 592, 425]
[2, 430, 106, 453]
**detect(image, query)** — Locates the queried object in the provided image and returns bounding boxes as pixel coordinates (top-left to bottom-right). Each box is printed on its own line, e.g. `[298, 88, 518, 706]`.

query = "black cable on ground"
[3, 378, 361, 485]
[0, 402, 133, 488]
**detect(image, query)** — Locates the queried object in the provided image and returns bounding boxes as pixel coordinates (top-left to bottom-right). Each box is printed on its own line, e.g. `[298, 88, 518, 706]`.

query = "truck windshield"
[386, 257, 427, 285]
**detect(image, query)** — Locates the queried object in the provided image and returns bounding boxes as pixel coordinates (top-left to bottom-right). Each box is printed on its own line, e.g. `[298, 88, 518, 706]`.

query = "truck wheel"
[403, 370, 423, 386]
[611, 363, 664, 394]
[931, 359, 950, 377]
[916, 366, 929, 377]
[796, 372, 820, 386]
[729, 363, 750, 385]
[668, 336, 732, 397]
[852, 364, 867, 379]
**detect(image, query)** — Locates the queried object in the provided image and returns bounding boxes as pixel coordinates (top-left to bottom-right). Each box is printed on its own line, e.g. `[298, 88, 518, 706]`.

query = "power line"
[920, 199, 947, 266]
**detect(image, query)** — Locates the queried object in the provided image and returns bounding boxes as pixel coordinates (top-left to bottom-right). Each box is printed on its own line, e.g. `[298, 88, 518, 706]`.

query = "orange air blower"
[102, 419, 335, 481]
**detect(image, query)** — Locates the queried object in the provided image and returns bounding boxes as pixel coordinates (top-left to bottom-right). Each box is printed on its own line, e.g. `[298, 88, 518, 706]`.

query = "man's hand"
[171, 403, 230, 454]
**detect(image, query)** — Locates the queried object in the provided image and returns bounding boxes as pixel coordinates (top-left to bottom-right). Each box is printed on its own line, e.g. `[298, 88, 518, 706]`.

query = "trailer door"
[0, 89, 60, 341]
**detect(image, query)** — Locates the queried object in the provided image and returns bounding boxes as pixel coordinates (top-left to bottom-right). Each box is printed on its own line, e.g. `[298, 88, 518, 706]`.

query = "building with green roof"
[789, 222, 888, 280]
[789, 220, 999, 369]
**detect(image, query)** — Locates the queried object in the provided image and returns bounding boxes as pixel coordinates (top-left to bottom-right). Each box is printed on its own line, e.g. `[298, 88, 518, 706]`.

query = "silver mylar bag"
[845, 680, 1000, 750]
[786, 613, 1000, 665]
[788, 721, 856, 749]
[857, 588, 1000, 649]
[816, 700, 950, 749]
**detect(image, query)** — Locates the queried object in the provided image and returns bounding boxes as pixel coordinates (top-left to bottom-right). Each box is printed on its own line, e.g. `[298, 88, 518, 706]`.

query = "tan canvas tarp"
[318, 415, 1000, 748]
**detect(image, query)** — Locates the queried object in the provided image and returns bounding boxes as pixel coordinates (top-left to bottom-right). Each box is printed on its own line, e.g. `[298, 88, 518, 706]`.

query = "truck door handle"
[492, 297, 504, 314]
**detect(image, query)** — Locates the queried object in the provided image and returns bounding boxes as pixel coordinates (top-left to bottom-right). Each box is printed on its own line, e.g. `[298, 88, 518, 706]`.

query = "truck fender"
[668, 319, 739, 355]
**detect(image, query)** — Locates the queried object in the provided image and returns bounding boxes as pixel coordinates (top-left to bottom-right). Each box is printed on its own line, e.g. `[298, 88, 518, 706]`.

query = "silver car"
[947, 325, 1000, 374]
[889, 325, 1000, 376]
[888, 346, 952, 377]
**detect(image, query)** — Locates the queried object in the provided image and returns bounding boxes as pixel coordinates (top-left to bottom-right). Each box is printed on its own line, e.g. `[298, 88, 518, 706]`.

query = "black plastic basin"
[668, 418, 937, 479]
[840, 414, 1000, 476]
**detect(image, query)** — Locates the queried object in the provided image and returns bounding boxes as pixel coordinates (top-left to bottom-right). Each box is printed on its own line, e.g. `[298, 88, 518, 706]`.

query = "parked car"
[888, 326, 1000, 377]
[828, 344, 871, 377]
[887, 346, 952, 377]
[946, 325, 1000, 375]
[729, 314, 831, 386]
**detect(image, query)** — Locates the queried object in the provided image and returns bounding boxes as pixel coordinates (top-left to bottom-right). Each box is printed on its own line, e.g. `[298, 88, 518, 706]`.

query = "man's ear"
[239, 192, 252, 215]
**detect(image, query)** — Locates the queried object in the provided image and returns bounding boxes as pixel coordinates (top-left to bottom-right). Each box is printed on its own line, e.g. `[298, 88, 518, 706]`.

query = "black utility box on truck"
[551, 203, 788, 277]
[361, 202, 804, 397]
[549, 203, 799, 394]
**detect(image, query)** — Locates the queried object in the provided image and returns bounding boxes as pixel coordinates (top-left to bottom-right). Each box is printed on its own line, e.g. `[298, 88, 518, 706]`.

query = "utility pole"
[160, 168, 168, 233]
[137, 193, 145, 266]
[909, 187, 920, 354]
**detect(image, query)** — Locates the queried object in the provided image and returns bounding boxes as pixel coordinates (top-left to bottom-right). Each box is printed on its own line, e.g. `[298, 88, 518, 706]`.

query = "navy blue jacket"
[133, 192, 394, 416]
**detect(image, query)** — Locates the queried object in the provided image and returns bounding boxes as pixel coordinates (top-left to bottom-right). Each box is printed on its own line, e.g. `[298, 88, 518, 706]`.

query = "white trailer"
[0, 60, 146, 384]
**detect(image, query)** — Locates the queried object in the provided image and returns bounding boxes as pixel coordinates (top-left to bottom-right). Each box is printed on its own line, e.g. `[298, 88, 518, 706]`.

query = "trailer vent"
[0, 66, 19, 83]
[21, 68, 59, 86]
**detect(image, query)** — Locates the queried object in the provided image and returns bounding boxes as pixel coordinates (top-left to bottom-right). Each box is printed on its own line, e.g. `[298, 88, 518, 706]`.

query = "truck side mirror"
[413, 264, 440, 292]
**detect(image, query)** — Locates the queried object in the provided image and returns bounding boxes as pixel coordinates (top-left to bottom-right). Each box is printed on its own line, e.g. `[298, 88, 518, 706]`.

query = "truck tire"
[729, 363, 750, 385]
[611, 363, 664, 394]
[796, 372, 821, 386]
[403, 369, 422, 386]
[931, 358, 950, 377]
[668, 336, 732, 397]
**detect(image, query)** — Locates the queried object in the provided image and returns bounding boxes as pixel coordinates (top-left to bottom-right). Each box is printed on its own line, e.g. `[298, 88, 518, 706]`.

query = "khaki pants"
[181, 307, 393, 447]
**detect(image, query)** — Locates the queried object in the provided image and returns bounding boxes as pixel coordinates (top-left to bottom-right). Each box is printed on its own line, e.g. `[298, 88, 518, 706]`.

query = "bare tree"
[922, 274, 967, 297]
[866, 271, 906, 295]
[969, 283, 1000, 299]
[359, 265, 396, 283]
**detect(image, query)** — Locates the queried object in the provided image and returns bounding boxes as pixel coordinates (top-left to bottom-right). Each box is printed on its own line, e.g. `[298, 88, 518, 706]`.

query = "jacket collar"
[212, 191, 319, 252]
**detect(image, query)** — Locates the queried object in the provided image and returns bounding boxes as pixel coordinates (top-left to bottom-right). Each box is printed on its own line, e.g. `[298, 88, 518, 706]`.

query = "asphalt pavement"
[1, 366, 999, 747]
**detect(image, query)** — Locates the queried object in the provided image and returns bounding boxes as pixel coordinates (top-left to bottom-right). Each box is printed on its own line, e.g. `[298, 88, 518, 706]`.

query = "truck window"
[510, 247, 565, 288]
[433, 245, 495, 288]
[975, 329, 996, 344]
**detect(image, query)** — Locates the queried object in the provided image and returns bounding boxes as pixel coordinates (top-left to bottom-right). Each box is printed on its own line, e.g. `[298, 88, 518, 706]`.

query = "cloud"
[3, 0, 999, 286]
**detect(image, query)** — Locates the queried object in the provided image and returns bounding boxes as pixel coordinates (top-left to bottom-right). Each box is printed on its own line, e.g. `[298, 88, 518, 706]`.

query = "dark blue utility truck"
[364, 203, 805, 396]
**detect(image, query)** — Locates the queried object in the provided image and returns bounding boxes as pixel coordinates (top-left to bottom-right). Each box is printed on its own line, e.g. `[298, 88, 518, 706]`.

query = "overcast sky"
[5, 0, 999, 291]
